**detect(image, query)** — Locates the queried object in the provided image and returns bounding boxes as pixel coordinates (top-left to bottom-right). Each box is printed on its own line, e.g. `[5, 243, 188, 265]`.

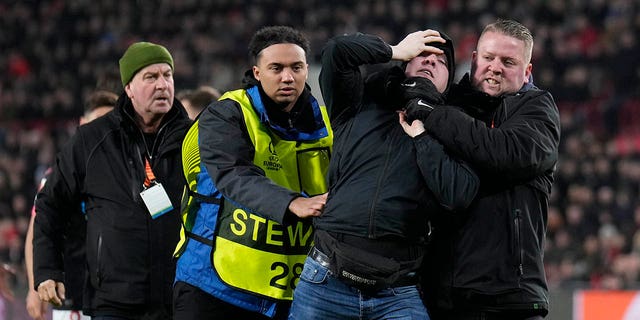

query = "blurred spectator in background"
[1, 1, 636, 132]
[1, 263, 16, 319]
[177, 85, 221, 120]
[25, 89, 117, 320]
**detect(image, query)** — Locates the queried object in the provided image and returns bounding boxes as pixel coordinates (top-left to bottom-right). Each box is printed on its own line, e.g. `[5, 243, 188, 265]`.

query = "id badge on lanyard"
[139, 158, 173, 219]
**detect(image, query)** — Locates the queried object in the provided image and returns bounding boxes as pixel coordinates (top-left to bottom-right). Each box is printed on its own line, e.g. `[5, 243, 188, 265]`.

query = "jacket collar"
[240, 69, 328, 141]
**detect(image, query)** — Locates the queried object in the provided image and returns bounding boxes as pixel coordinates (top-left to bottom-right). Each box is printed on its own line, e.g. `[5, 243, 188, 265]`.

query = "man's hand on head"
[391, 30, 445, 61]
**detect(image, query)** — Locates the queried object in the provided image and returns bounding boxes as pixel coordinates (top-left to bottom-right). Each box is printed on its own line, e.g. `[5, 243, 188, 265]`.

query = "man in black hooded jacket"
[417, 19, 561, 320]
[289, 30, 479, 319]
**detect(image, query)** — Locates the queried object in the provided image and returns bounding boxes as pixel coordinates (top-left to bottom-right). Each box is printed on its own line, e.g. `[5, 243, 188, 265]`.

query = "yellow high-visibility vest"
[177, 88, 332, 301]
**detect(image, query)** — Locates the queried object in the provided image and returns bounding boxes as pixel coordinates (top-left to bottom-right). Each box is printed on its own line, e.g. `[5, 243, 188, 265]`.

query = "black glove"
[400, 77, 445, 105]
[405, 98, 437, 123]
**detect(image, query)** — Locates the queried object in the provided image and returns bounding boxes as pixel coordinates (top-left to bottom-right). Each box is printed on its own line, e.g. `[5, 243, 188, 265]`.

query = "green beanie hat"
[119, 42, 174, 87]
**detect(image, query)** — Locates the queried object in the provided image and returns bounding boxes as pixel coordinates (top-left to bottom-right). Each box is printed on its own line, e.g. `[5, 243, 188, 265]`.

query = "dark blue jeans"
[289, 255, 429, 319]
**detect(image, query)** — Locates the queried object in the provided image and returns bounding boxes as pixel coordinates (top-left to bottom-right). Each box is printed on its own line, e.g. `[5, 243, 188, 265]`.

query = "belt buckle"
[311, 247, 331, 268]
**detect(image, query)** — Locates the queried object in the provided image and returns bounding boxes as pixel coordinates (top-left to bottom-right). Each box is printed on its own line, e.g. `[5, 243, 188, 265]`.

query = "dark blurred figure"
[177, 85, 221, 120]
[25, 90, 117, 320]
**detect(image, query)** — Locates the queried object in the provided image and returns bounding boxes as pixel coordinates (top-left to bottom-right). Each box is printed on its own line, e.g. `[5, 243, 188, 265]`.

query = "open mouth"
[486, 78, 499, 85]
[420, 70, 433, 78]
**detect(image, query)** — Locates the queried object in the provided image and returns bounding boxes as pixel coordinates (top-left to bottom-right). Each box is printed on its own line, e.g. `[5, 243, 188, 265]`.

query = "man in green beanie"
[33, 41, 191, 320]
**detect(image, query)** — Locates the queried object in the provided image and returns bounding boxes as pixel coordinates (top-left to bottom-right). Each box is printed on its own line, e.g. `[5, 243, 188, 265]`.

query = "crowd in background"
[1, 0, 640, 307]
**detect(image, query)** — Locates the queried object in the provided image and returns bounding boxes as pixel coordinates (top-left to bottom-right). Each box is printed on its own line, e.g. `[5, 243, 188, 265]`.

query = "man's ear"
[124, 83, 132, 99]
[524, 63, 533, 84]
[253, 66, 260, 81]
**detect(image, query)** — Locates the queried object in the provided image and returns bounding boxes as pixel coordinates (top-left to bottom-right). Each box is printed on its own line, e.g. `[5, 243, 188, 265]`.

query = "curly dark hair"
[248, 26, 310, 64]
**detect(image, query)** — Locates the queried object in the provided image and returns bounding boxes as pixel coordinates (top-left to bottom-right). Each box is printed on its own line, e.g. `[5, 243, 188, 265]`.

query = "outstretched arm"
[199, 101, 302, 224]
[288, 193, 327, 218]
[425, 92, 560, 180]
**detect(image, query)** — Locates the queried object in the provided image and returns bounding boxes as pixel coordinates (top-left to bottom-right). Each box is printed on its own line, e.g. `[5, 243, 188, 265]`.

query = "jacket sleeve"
[33, 132, 86, 290]
[319, 33, 393, 122]
[413, 133, 479, 211]
[198, 100, 299, 224]
[425, 92, 560, 181]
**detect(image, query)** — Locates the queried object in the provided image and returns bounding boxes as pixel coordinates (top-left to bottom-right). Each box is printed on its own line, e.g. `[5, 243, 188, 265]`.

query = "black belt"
[309, 247, 419, 288]
[310, 246, 331, 268]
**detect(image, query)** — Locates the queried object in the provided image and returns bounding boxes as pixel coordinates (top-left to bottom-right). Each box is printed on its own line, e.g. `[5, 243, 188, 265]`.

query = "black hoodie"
[314, 32, 478, 251]
[400, 31, 456, 95]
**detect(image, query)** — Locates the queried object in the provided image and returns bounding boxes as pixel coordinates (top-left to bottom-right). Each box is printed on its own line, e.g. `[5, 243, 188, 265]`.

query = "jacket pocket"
[297, 147, 331, 196]
[299, 256, 330, 285]
[513, 209, 524, 277]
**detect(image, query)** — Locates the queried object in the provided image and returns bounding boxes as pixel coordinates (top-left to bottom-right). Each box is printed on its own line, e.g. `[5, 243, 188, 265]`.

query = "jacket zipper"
[128, 150, 139, 200]
[96, 234, 103, 287]
[125, 99, 177, 161]
[514, 209, 523, 276]
[368, 137, 394, 236]
[147, 119, 171, 160]
[134, 116, 171, 190]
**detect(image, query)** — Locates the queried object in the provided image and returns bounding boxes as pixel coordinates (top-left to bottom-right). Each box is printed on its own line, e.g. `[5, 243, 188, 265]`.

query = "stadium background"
[1, 1, 639, 319]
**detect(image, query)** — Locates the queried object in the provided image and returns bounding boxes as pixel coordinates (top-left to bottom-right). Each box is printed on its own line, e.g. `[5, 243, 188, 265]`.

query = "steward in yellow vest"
[173, 26, 333, 320]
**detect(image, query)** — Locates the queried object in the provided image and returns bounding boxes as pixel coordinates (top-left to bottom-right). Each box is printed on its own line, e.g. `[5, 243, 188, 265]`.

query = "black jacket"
[33, 167, 85, 311]
[34, 93, 190, 318]
[422, 75, 561, 315]
[315, 33, 478, 246]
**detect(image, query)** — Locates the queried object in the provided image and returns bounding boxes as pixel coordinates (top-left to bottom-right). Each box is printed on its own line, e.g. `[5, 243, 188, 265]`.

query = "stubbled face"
[125, 63, 174, 122]
[404, 52, 450, 93]
[471, 31, 532, 97]
[253, 43, 308, 112]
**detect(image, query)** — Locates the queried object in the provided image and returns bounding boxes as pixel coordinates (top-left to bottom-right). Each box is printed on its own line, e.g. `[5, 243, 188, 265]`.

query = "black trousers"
[173, 281, 289, 320]
[92, 309, 171, 320]
[90, 305, 171, 320]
